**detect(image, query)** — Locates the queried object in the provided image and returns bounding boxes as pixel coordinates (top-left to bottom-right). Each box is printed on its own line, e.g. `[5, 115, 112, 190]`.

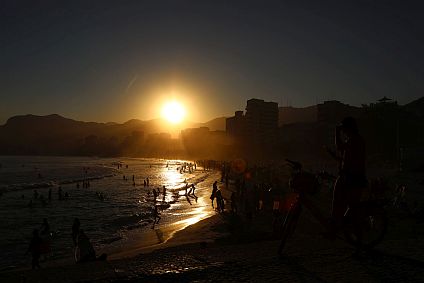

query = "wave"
[0, 173, 117, 193]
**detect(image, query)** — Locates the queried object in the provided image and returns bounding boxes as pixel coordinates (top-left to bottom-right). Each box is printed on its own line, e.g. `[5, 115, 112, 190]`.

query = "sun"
[162, 101, 186, 124]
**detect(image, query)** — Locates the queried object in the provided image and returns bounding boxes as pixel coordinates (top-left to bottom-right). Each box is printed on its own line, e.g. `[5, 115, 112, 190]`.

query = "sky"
[1, 0, 424, 124]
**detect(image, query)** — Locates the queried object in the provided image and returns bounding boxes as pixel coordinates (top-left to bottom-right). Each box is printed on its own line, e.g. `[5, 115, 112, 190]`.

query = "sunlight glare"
[162, 101, 185, 124]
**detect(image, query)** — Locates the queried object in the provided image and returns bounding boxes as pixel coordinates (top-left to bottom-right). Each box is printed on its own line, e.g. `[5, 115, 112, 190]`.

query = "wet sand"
[2, 169, 424, 282]
[105, 171, 223, 260]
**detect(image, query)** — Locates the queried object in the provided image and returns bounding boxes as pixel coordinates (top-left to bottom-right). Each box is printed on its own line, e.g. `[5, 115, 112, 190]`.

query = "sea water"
[0, 156, 214, 270]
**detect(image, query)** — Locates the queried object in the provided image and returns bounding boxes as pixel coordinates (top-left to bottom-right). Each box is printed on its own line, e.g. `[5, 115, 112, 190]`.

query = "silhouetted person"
[331, 117, 366, 230]
[162, 186, 167, 201]
[33, 190, 39, 199]
[215, 189, 224, 213]
[188, 184, 197, 200]
[40, 195, 47, 207]
[211, 181, 218, 208]
[58, 187, 63, 200]
[26, 229, 42, 269]
[144, 179, 147, 187]
[146, 177, 149, 186]
[152, 189, 158, 202]
[40, 218, 50, 236]
[76, 229, 96, 262]
[72, 218, 80, 246]
[152, 205, 161, 229]
[231, 192, 237, 214]
[48, 189, 52, 202]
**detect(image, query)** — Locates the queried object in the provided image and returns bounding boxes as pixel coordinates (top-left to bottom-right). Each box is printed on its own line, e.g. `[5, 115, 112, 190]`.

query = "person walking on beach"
[152, 188, 158, 202]
[211, 181, 218, 208]
[188, 184, 196, 197]
[215, 189, 224, 213]
[26, 229, 42, 269]
[152, 205, 161, 229]
[185, 182, 189, 195]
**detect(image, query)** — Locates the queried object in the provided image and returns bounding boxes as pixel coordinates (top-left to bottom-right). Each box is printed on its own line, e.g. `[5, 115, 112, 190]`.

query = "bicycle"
[276, 159, 388, 256]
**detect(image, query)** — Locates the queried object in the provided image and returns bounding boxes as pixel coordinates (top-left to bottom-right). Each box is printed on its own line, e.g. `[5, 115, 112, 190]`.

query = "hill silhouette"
[0, 114, 226, 156]
[1, 96, 423, 162]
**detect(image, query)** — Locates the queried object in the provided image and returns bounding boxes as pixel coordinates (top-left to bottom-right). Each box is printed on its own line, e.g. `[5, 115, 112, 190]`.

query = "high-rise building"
[245, 99, 279, 145]
[226, 99, 278, 147]
[226, 111, 245, 140]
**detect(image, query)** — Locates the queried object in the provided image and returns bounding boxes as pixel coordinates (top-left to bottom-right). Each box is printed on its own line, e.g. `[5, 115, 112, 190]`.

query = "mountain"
[0, 114, 228, 156]
[192, 117, 227, 131]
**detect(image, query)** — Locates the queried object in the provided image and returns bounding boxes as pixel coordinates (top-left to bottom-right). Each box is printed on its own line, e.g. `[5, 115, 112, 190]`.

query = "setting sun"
[162, 101, 186, 124]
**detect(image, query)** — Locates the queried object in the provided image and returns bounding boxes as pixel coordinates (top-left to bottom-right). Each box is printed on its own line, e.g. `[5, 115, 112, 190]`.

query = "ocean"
[0, 156, 218, 270]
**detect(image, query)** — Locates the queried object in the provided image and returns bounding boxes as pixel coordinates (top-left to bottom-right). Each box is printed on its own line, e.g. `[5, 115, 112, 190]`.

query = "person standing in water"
[40, 218, 50, 236]
[26, 229, 42, 269]
[72, 218, 80, 247]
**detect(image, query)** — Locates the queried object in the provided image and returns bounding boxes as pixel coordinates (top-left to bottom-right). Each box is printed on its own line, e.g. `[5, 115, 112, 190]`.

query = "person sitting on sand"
[75, 229, 96, 263]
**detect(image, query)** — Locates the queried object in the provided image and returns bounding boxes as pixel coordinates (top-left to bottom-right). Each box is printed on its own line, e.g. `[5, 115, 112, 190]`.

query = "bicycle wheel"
[277, 204, 301, 256]
[343, 203, 388, 249]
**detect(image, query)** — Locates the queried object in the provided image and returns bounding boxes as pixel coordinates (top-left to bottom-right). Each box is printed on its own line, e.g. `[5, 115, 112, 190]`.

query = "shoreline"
[0, 166, 223, 272]
[0, 209, 230, 283]
[2, 169, 424, 282]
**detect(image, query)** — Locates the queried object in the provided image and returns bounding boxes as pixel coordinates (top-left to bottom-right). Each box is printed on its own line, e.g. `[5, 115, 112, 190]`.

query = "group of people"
[27, 217, 106, 269]
[149, 185, 167, 202]
[27, 186, 71, 208]
[210, 181, 225, 213]
[176, 162, 196, 174]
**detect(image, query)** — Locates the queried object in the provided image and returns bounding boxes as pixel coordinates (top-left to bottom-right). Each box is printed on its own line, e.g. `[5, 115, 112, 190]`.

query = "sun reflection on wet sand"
[108, 167, 219, 260]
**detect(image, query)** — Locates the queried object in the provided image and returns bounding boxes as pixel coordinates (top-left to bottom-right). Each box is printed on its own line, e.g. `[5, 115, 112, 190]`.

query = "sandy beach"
[2, 168, 424, 282]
